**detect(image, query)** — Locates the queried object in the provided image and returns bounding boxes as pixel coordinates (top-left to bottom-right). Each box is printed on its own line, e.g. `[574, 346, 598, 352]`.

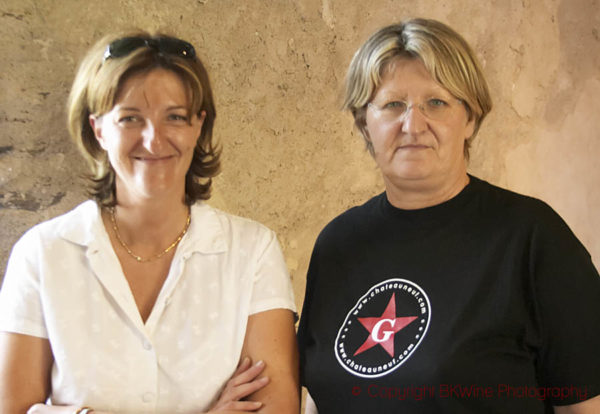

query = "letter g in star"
[354, 293, 417, 357]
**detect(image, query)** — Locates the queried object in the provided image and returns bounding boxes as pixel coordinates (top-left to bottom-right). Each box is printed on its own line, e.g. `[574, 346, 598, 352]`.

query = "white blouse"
[0, 200, 296, 413]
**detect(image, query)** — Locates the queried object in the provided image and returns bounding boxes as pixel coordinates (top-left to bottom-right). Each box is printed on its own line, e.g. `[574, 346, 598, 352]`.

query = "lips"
[398, 144, 430, 150]
[133, 155, 175, 161]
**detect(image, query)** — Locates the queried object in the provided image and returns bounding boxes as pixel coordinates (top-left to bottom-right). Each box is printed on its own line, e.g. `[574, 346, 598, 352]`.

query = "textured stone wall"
[1, 0, 599, 314]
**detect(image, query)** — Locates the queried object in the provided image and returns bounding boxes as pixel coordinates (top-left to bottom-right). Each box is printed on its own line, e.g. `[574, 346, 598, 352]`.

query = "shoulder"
[470, 176, 563, 225]
[6, 201, 99, 275]
[192, 203, 275, 235]
[469, 177, 585, 252]
[13, 200, 99, 248]
[471, 176, 542, 208]
[313, 193, 384, 249]
[187, 203, 278, 253]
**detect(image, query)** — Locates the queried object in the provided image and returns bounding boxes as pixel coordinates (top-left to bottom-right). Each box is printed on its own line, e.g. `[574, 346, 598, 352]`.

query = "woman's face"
[90, 68, 204, 204]
[365, 58, 475, 195]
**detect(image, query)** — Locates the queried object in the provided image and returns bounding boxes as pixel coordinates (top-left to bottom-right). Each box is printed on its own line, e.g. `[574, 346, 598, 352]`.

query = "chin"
[388, 165, 435, 182]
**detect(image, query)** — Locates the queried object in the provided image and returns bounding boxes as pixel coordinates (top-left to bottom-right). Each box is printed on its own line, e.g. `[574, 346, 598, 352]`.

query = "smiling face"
[365, 57, 475, 205]
[90, 68, 204, 205]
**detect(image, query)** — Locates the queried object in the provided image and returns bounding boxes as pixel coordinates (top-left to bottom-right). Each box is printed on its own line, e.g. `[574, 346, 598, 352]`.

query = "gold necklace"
[109, 207, 191, 263]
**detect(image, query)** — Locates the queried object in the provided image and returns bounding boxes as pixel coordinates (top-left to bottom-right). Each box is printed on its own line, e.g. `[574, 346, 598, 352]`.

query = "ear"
[464, 117, 476, 141]
[194, 110, 207, 139]
[89, 114, 108, 150]
[197, 110, 206, 126]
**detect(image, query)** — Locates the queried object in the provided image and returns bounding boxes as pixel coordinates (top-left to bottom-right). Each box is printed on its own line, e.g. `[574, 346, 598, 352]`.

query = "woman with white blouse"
[0, 32, 299, 414]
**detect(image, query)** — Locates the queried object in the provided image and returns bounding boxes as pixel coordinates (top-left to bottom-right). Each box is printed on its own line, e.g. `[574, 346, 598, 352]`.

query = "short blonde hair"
[342, 18, 492, 157]
[67, 30, 220, 206]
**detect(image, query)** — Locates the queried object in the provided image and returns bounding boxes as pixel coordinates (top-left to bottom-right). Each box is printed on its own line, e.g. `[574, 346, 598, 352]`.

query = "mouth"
[398, 144, 430, 150]
[133, 155, 175, 162]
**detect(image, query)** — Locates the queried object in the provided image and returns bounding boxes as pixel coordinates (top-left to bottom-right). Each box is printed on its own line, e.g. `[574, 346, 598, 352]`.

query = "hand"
[27, 405, 78, 414]
[28, 405, 110, 414]
[208, 357, 269, 412]
[25, 359, 269, 414]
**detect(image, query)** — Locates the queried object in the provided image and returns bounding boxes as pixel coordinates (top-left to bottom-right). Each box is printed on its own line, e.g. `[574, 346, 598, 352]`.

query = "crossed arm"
[302, 391, 600, 414]
[238, 308, 299, 413]
[0, 309, 299, 414]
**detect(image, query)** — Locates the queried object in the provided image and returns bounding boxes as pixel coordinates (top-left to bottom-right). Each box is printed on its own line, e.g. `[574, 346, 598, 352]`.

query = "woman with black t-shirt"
[298, 18, 600, 414]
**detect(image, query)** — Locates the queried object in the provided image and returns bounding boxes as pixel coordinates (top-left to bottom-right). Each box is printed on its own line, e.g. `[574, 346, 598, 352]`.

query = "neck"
[384, 172, 470, 210]
[115, 197, 188, 221]
[106, 195, 191, 258]
[113, 181, 188, 229]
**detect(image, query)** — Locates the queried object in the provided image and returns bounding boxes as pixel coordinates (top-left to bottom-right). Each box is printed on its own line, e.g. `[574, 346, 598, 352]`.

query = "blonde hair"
[67, 30, 220, 206]
[342, 18, 492, 157]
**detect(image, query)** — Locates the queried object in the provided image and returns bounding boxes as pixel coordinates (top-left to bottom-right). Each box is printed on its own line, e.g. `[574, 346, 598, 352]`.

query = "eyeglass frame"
[102, 36, 197, 62]
[367, 97, 465, 123]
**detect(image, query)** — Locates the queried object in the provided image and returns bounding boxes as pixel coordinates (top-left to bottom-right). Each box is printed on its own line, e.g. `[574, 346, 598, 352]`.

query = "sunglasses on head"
[103, 36, 196, 62]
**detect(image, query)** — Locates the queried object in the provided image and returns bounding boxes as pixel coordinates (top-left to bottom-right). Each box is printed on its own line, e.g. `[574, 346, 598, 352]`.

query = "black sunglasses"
[103, 36, 196, 62]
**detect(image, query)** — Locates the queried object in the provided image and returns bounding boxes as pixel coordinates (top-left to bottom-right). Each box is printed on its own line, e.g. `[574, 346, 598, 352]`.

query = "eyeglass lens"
[370, 99, 459, 122]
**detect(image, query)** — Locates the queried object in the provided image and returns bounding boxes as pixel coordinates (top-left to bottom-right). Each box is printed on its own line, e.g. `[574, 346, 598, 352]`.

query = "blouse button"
[142, 340, 152, 350]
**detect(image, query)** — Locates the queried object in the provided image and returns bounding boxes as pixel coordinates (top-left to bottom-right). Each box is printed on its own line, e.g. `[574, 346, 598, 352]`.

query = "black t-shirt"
[298, 176, 600, 413]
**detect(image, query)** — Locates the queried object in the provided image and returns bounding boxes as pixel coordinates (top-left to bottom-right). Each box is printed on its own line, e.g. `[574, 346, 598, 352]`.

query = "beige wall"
[1, 0, 599, 314]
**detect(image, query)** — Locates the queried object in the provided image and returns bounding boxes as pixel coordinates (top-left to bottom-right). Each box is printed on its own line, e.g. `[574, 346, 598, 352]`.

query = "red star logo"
[353, 293, 418, 357]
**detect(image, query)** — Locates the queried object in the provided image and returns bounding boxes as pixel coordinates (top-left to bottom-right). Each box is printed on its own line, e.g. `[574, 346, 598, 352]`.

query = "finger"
[230, 360, 266, 386]
[27, 405, 74, 414]
[27, 404, 45, 414]
[222, 400, 263, 412]
[232, 356, 252, 377]
[227, 376, 270, 401]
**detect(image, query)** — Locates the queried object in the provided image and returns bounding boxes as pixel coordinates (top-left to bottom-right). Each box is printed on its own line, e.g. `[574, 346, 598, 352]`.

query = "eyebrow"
[116, 107, 141, 112]
[115, 105, 189, 111]
[380, 87, 451, 96]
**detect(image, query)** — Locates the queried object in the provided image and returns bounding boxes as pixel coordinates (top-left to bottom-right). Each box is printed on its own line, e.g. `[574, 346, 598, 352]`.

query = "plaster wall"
[1, 0, 599, 315]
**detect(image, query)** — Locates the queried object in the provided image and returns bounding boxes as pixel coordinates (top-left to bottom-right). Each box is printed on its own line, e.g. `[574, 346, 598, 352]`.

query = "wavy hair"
[67, 30, 220, 206]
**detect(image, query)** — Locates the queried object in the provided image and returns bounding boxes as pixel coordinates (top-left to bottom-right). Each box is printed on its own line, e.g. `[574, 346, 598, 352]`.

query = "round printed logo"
[334, 278, 431, 378]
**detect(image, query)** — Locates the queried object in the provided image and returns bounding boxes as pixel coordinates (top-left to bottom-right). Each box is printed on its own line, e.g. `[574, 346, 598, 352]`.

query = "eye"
[167, 113, 189, 122]
[118, 115, 140, 123]
[427, 98, 449, 108]
[383, 101, 407, 111]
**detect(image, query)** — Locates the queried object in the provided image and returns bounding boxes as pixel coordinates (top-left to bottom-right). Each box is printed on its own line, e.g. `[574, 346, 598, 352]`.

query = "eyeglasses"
[103, 36, 196, 62]
[367, 97, 464, 123]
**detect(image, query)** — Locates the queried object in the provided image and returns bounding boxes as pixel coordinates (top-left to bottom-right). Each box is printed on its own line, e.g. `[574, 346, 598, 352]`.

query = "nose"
[401, 104, 428, 135]
[141, 121, 165, 153]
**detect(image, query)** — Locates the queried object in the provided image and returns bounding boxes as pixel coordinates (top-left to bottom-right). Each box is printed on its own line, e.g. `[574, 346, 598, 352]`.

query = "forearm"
[251, 380, 299, 414]
[0, 333, 53, 414]
[554, 394, 600, 414]
[241, 310, 300, 413]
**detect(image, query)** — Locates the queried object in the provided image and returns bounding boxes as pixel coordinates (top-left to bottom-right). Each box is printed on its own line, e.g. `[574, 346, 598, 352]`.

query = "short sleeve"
[0, 229, 49, 338]
[248, 229, 296, 316]
[531, 203, 600, 405]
